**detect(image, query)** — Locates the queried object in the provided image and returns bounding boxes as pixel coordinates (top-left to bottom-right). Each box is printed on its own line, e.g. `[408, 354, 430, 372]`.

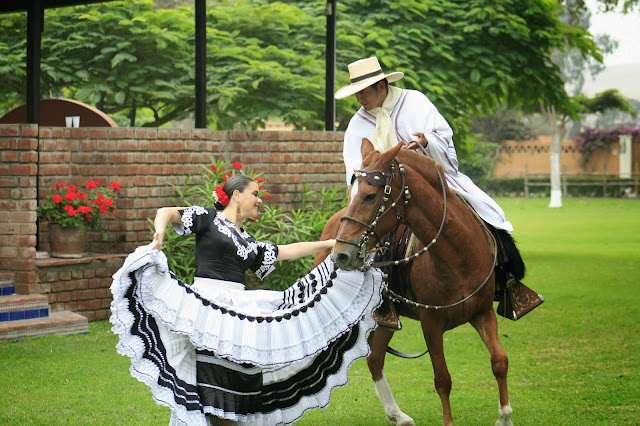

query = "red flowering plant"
[37, 179, 121, 239]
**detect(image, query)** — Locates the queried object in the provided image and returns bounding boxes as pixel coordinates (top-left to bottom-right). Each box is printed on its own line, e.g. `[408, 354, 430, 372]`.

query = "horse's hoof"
[395, 416, 415, 426]
[495, 402, 513, 426]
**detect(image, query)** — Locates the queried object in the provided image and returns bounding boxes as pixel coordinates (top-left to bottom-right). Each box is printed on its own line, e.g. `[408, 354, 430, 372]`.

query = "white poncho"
[343, 87, 513, 232]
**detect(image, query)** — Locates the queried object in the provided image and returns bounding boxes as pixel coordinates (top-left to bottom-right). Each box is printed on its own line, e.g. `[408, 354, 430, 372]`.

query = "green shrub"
[150, 158, 346, 290]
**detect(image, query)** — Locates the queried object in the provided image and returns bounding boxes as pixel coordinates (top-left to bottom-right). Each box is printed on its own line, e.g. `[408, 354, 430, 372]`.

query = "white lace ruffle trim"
[110, 245, 383, 367]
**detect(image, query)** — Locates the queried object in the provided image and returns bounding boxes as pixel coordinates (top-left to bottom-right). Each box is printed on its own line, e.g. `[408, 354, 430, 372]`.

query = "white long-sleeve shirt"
[343, 88, 513, 232]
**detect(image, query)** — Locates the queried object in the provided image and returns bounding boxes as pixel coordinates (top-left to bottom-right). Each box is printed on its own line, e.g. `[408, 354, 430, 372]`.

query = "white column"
[619, 134, 632, 179]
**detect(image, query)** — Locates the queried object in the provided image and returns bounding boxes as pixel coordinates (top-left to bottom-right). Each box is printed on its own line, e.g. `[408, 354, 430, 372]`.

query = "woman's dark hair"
[214, 175, 254, 210]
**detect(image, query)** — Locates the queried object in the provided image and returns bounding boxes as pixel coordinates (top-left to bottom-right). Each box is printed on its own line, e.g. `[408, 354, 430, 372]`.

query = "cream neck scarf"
[366, 85, 401, 153]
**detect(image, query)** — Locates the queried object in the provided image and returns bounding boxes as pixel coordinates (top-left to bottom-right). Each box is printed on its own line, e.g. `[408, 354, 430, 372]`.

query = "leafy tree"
[588, 0, 638, 12]
[470, 108, 535, 144]
[293, 0, 601, 160]
[543, 88, 635, 206]
[0, 1, 195, 127]
[203, 1, 330, 130]
[0, 12, 28, 114]
[1, 0, 604, 159]
[597, 99, 640, 127]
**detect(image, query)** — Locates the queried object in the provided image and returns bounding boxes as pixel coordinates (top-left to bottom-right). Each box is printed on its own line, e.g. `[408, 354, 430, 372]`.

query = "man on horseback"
[335, 56, 526, 318]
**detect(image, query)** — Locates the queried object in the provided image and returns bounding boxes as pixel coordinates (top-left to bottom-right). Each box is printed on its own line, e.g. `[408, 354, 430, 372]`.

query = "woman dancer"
[110, 175, 383, 425]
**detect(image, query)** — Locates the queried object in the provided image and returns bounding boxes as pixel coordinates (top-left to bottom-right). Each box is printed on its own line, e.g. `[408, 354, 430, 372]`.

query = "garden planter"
[49, 224, 86, 258]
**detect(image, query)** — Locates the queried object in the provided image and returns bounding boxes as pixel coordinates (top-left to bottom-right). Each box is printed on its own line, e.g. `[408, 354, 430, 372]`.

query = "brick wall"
[1, 124, 346, 311]
[0, 125, 39, 290]
[36, 126, 345, 253]
[34, 254, 125, 321]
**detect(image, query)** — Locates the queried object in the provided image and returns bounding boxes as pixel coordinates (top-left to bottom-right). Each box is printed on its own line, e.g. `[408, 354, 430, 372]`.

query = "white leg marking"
[374, 372, 415, 426]
[495, 402, 513, 426]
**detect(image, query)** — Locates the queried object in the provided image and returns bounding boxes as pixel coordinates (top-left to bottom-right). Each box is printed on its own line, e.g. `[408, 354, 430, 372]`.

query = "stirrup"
[373, 296, 402, 330]
[496, 278, 544, 321]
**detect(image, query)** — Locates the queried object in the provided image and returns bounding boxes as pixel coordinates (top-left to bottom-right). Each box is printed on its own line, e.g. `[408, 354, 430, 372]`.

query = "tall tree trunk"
[545, 105, 567, 208]
[549, 131, 563, 208]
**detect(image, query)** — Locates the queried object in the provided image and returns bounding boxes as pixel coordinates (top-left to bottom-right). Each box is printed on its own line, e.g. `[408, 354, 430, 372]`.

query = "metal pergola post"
[195, 0, 206, 128]
[325, 0, 336, 131]
[26, 0, 43, 124]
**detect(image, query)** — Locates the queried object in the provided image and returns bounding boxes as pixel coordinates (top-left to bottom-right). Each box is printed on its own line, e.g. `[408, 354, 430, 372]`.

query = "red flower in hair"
[214, 185, 229, 206]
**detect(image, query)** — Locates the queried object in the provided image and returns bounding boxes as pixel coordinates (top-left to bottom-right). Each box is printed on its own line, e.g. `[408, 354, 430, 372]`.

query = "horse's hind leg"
[470, 308, 513, 426]
[367, 328, 415, 426]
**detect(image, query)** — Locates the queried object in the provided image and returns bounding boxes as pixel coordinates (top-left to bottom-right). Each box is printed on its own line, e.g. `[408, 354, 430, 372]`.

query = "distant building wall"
[493, 136, 639, 177]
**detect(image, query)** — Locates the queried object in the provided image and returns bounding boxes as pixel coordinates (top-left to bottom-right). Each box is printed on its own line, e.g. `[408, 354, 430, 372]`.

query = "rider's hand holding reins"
[402, 132, 429, 151]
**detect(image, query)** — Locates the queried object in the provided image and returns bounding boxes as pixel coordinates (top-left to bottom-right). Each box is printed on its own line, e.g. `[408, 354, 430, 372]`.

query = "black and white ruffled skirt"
[109, 245, 383, 425]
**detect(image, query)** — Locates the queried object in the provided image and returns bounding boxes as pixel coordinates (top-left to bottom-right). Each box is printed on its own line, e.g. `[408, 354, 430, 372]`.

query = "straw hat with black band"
[334, 57, 404, 100]
[335, 57, 405, 153]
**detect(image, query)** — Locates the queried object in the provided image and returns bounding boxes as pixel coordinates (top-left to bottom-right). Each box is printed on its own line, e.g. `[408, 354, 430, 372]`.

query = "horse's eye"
[364, 193, 377, 203]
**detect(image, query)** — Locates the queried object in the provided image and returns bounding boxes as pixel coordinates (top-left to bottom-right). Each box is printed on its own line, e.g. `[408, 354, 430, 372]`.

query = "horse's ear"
[361, 138, 375, 158]
[380, 141, 404, 165]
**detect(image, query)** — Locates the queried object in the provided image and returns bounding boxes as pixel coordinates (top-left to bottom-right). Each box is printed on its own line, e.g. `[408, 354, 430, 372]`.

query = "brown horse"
[317, 139, 513, 426]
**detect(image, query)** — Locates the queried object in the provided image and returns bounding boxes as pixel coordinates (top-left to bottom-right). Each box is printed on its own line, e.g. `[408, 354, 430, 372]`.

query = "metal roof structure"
[0, 0, 114, 13]
[1, 0, 337, 130]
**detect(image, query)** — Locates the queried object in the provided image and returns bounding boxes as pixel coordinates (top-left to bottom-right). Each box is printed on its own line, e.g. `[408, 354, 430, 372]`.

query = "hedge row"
[483, 177, 639, 198]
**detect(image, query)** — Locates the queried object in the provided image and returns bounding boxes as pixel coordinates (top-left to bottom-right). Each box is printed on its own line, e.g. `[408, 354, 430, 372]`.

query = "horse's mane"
[396, 148, 446, 190]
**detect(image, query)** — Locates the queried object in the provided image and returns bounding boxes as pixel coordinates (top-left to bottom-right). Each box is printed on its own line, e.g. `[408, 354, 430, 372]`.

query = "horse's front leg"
[367, 328, 415, 426]
[419, 314, 454, 426]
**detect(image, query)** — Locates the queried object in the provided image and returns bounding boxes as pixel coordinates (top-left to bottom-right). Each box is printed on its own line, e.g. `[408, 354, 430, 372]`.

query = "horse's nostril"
[336, 253, 350, 266]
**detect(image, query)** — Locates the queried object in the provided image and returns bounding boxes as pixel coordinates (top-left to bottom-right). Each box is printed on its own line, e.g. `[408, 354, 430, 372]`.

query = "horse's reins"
[341, 158, 498, 312]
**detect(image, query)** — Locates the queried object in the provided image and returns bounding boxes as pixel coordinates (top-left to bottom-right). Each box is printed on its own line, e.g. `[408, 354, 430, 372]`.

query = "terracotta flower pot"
[49, 224, 87, 259]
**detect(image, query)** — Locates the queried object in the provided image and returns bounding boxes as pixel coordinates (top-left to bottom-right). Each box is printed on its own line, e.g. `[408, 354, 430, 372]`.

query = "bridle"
[336, 160, 412, 261]
[337, 158, 448, 270]
[337, 157, 497, 311]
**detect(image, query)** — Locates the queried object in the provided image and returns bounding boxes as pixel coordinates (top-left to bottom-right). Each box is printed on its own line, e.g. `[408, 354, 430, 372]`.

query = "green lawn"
[1, 198, 639, 425]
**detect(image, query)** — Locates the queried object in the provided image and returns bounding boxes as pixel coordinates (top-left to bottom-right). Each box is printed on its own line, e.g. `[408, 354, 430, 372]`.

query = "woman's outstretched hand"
[149, 230, 165, 250]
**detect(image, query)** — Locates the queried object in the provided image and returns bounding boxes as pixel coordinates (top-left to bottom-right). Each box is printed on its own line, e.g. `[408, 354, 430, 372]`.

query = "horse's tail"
[492, 228, 526, 280]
